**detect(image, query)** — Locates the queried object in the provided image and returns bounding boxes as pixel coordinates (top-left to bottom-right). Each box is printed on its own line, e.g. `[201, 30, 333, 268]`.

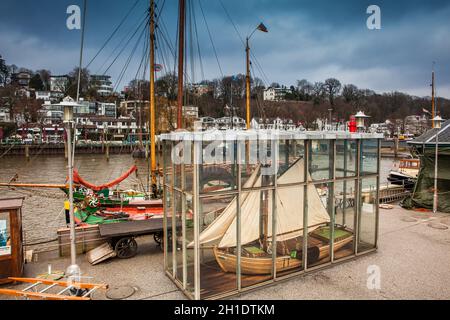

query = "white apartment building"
[97, 102, 117, 118]
[263, 87, 292, 101]
[90, 75, 114, 96]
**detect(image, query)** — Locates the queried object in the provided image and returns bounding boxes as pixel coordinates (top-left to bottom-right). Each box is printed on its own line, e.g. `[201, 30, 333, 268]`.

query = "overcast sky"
[1, 0, 449, 97]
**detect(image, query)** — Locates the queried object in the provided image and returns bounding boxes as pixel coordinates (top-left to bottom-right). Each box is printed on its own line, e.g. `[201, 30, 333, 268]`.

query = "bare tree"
[312, 82, 326, 105]
[324, 78, 342, 107]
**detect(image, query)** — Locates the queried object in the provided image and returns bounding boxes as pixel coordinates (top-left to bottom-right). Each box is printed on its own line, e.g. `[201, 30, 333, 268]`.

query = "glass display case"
[161, 130, 382, 300]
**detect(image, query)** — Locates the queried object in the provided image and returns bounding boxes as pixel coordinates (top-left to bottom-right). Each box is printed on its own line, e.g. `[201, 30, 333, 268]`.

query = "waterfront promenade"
[2, 205, 449, 300]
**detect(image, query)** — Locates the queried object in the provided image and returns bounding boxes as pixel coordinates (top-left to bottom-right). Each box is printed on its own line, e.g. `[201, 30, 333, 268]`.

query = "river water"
[0, 154, 396, 248]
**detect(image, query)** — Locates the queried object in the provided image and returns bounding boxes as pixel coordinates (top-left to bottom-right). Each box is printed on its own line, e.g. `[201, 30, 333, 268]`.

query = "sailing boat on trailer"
[197, 159, 353, 275]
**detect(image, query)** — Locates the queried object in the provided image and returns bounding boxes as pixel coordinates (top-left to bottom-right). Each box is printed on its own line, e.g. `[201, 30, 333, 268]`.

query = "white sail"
[217, 159, 330, 248]
[191, 165, 261, 247]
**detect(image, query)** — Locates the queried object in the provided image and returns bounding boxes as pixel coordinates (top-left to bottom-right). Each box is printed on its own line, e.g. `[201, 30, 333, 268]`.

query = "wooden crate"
[57, 225, 108, 257]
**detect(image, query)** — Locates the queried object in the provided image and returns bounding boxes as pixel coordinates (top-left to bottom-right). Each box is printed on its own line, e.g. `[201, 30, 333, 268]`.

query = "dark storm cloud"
[0, 0, 449, 97]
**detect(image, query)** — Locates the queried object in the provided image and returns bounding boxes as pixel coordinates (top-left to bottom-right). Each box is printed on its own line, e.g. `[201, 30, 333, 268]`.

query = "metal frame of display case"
[161, 130, 382, 300]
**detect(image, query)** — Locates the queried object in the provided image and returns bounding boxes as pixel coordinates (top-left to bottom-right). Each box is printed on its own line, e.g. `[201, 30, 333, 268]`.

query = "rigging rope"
[199, 0, 224, 78]
[102, 13, 149, 76]
[86, 0, 142, 69]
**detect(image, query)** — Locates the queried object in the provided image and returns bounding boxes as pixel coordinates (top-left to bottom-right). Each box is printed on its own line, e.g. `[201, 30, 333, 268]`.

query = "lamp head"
[432, 115, 445, 129]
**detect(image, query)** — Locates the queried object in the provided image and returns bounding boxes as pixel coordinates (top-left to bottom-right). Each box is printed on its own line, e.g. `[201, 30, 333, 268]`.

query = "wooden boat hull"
[213, 236, 353, 275]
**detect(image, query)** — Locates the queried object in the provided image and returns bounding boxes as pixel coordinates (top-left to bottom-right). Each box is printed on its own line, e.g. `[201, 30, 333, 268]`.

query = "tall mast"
[150, 0, 157, 188]
[246, 38, 251, 130]
[431, 63, 436, 128]
[177, 0, 186, 129]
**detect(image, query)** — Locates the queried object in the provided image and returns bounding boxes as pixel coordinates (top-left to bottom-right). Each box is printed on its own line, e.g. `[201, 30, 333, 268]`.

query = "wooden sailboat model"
[197, 159, 353, 275]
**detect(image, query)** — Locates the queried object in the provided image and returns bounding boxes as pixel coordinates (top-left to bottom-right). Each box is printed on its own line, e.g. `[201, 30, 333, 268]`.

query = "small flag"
[423, 108, 431, 115]
[257, 23, 268, 33]
[155, 64, 163, 72]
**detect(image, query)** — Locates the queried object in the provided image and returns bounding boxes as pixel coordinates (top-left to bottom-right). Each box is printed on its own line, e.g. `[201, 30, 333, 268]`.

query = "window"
[0, 212, 11, 256]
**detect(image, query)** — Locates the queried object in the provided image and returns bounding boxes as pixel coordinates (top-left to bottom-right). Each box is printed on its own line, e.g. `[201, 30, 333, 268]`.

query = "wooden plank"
[87, 243, 116, 265]
[57, 225, 107, 257]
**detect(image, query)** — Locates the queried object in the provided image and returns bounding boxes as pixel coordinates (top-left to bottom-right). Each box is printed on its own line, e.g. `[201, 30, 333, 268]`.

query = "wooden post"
[246, 38, 251, 129]
[177, 0, 185, 130]
[150, 0, 157, 188]
[394, 137, 399, 159]
[25, 145, 30, 161]
[105, 143, 110, 161]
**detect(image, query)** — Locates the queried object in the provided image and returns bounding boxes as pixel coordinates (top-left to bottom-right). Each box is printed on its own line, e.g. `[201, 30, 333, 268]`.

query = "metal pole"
[433, 129, 439, 213]
[66, 121, 76, 267]
[431, 64, 435, 128]
[76, 0, 87, 102]
[246, 38, 251, 130]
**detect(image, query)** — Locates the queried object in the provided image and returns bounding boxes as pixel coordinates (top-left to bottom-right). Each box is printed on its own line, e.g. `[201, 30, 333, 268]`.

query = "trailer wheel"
[153, 232, 162, 245]
[115, 237, 138, 259]
[159, 233, 172, 251]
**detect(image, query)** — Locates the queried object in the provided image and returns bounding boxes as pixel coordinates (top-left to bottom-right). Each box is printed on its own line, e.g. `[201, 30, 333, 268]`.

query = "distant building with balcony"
[90, 75, 113, 96]
[39, 101, 64, 124]
[263, 87, 292, 101]
[11, 71, 31, 88]
[119, 100, 149, 118]
[35, 91, 52, 101]
[97, 102, 117, 118]
[75, 116, 138, 141]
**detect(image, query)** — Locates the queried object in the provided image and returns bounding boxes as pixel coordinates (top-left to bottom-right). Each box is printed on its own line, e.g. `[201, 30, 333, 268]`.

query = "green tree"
[0, 55, 9, 86]
[29, 74, 44, 91]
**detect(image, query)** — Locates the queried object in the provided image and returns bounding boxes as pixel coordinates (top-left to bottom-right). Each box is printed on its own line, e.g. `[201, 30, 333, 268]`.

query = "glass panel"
[240, 189, 274, 289]
[278, 140, 305, 184]
[307, 182, 333, 267]
[336, 140, 357, 178]
[184, 145, 194, 194]
[163, 141, 173, 186]
[358, 178, 377, 252]
[185, 192, 195, 294]
[310, 140, 332, 181]
[174, 191, 183, 283]
[361, 139, 378, 175]
[241, 140, 259, 188]
[199, 194, 237, 299]
[275, 184, 305, 278]
[334, 181, 357, 260]
[164, 187, 173, 273]
[200, 141, 238, 194]
[0, 212, 11, 256]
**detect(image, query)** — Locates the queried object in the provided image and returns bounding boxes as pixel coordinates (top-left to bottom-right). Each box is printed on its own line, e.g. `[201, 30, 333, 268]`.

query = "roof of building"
[409, 119, 450, 145]
[0, 197, 24, 210]
[161, 129, 384, 141]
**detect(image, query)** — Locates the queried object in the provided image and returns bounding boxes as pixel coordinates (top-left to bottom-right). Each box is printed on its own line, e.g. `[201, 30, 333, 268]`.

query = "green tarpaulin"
[401, 146, 450, 213]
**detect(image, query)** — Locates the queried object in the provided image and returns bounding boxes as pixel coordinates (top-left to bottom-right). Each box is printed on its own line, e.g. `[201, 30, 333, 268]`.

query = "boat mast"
[177, 0, 186, 129]
[246, 38, 251, 130]
[431, 62, 436, 128]
[150, 0, 157, 189]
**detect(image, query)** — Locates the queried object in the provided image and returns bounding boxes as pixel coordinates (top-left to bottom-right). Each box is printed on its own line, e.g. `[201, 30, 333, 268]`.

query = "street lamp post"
[432, 115, 444, 214]
[245, 23, 268, 130]
[56, 97, 82, 278]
